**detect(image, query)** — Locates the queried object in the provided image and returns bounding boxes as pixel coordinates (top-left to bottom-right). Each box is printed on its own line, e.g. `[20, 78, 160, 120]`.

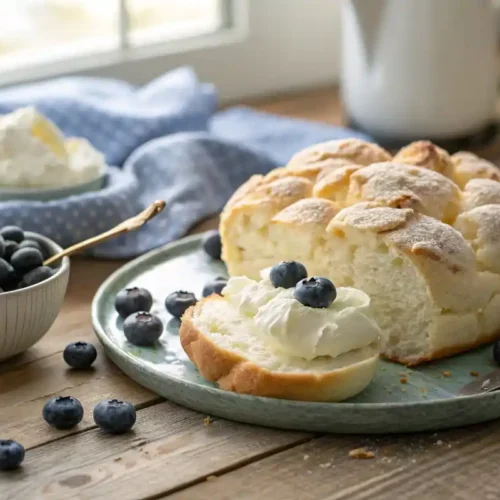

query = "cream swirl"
[222, 271, 380, 360]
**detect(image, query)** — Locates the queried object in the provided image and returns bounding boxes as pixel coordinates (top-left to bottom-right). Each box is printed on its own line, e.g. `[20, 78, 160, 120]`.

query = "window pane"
[0, 1, 120, 72]
[127, 0, 224, 47]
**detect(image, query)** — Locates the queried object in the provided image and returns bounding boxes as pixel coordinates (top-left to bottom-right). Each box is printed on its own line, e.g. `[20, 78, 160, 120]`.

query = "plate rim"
[91, 232, 500, 412]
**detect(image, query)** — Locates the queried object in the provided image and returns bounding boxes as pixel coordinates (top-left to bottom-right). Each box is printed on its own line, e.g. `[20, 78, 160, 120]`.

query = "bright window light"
[0, 0, 224, 73]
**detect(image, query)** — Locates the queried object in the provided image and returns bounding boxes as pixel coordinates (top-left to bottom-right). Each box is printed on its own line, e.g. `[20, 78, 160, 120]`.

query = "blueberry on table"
[63, 342, 97, 369]
[3, 241, 19, 261]
[93, 399, 136, 434]
[165, 291, 197, 318]
[115, 287, 153, 319]
[294, 277, 337, 309]
[202, 230, 222, 260]
[270, 261, 308, 289]
[10, 248, 43, 272]
[18, 266, 54, 289]
[0, 440, 25, 471]
[202, 279, 228, 297]
[42, 396, 84, 429]
[123, 312, 163, 346]
[0, 226, 24, 244]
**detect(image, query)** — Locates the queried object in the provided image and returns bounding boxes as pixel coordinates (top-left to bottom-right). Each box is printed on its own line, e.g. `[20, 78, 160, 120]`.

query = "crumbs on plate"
[349, 448, 375, 459]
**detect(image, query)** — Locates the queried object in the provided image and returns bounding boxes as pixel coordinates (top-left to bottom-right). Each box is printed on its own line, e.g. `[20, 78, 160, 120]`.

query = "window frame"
[0, 0, 342, 102]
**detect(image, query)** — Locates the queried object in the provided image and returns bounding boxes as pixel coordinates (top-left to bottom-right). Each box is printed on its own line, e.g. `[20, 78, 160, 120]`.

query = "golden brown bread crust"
[394, 140, 454, 178]
[220, 138, 500, 366]
[180, 297, 379, 402]
[288, 138, 392, 168]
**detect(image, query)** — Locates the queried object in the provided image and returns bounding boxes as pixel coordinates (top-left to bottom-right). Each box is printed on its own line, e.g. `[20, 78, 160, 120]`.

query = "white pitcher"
[341, 0, 498, 141]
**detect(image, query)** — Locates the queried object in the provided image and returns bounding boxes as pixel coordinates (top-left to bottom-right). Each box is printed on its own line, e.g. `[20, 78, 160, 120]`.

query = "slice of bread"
[220, 139, 500, 366]
[180, 295, 380, 402]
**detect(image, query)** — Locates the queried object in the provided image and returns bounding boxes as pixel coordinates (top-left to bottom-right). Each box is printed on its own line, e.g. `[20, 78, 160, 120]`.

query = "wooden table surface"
[2, 87, 500, 500]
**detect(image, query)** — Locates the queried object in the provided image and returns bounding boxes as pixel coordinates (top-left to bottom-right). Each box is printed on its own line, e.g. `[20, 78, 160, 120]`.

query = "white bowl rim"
[0, 231, 70, 297]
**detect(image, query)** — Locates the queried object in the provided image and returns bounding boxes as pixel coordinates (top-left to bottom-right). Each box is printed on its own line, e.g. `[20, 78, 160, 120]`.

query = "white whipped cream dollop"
[223, 270, 381, 361]
[0, 107, 106, 188]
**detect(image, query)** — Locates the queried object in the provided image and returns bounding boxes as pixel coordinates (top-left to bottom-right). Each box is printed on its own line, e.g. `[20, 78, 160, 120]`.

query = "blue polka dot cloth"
[0, 67, 370, 258]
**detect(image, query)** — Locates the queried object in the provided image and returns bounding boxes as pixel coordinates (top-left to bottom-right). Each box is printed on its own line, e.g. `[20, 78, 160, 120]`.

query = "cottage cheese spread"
[0, 107, 105, 188]
[223, 270, 380, 361]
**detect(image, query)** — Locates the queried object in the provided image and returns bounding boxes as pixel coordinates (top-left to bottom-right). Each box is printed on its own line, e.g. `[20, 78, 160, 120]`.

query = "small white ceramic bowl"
[0, 174, 105, 202]
[0, 232, 70, 361]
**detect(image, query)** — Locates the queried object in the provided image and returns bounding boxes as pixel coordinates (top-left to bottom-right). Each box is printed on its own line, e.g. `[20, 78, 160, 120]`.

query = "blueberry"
[0, 236, 5, 260]
[0, 440, 25, 470]
[3, 268, 22, 292]
[18, 266, 54, 289]
[270, 261, 308, 289]
[115, 287, 153, 319]
[63, 342, 97, 369]
[10, 248, 43, 272]
[165, 291, 197, 318]
[0, 259, 13, 286]
[93, 399, 136, 434]
[0, 226, 24, 243]
[42, 396, 84, 429]
[18, 239, 43, 254]
[123, 312, 163, 346]
[294, 277, 337, 308]
[202, 279, 227, 297]
[202, 230, 222, 260]
[493, 341, 500, 365]
[3, 241, 19, 261]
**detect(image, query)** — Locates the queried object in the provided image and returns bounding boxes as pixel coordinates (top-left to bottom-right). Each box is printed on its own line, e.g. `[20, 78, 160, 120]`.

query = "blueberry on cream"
[269, 261, 308, 289]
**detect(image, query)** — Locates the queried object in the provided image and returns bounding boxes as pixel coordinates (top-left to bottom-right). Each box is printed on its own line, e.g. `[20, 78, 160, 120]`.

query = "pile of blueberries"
[0, 225, 56, 292]
[116, 230, 228, 347]
[0, 341, 137, 471]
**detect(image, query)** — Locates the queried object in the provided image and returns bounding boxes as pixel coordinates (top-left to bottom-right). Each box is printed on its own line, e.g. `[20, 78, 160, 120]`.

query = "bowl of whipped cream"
[0, 107, 106, 201]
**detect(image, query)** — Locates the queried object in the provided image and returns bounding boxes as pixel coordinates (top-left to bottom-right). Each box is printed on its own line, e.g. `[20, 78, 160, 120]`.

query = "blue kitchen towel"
[0, 68, 370, 258]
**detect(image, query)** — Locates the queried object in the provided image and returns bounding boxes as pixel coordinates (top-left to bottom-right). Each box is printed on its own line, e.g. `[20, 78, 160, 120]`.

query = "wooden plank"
[0, 217, 220, 449]
[0, 401, 312, 500]
[168, 420, 500, 500]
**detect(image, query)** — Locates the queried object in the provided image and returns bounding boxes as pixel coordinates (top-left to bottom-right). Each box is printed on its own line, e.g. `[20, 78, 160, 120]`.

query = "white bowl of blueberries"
[0, 225, 70, 361]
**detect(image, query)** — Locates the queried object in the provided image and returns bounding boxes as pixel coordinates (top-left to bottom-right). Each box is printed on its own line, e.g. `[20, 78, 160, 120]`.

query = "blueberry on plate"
[0, 440, 25, 470]
[18, 266, 54, 289]
[115, 287, 153, 319]
[294, 277, 337, 309]
[123, 312, 163, 346]
[165, 291, 197, 318]
[3, 241, 19, 261]
[63, 342, 97, 369]
[0, 236, 5, 260]
[0, 226, 23, 244]
[93, 399, 136, 434]
[493, 341, 500, 365]
[0, 259, 13, 287]
[42, 396, 84, 429]
[10, 248, 43, 272]
[202, 230, 222, 260]
[270, 261, 308, 289]
[202, 279, 228, 297]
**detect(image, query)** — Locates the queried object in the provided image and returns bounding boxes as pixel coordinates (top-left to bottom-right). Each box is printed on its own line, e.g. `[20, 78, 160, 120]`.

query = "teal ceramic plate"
[92, 234, 500, 434]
